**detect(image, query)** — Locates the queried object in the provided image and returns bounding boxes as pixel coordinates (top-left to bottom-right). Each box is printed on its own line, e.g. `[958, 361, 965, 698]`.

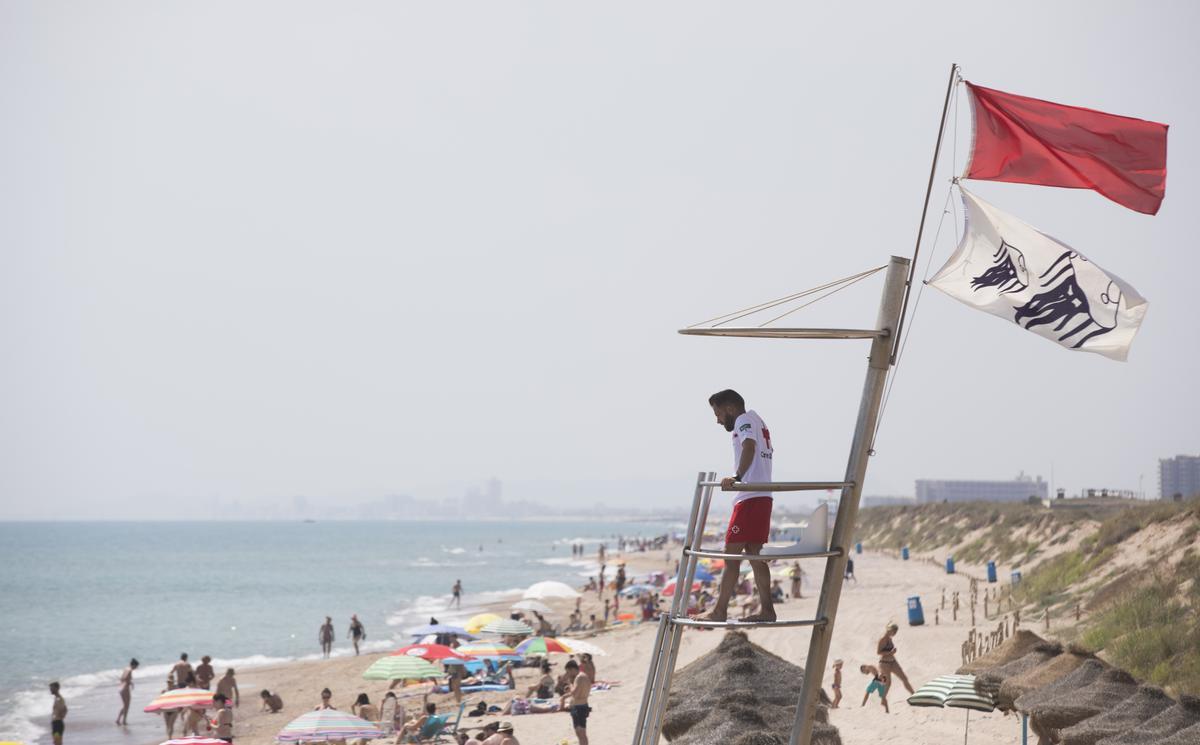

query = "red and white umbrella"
[392, 643, 475, 662]
[661, 579, 702, 597]
[144, 688, 214, 712]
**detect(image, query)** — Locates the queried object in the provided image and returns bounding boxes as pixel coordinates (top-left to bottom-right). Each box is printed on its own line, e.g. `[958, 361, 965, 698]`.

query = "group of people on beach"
[321, 614, 369, 657]
[825, 623, 916, 714]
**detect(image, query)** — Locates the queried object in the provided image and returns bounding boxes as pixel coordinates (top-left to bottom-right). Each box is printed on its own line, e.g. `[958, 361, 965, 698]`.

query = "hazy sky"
[2, 2, 1198, 519]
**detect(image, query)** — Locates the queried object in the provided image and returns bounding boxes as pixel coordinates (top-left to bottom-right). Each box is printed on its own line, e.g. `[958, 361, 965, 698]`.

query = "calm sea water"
[0, 520, 670, 745]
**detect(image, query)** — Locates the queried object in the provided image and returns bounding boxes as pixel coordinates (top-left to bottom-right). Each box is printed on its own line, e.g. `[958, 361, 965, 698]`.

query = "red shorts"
[726, 496, 773, 545]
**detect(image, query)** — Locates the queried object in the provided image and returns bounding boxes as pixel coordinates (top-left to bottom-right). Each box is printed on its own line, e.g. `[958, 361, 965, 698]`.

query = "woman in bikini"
[877, 623, 915, 696]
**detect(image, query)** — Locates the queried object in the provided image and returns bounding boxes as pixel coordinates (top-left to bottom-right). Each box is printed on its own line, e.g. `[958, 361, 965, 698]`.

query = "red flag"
[965, 82, 1168, 215]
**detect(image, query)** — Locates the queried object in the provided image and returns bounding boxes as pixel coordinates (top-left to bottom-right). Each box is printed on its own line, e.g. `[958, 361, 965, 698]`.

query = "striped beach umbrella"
[558, 638, 608, 657]
[480, 618, 534, 636]
[160, 739, 229, 745]
[362, 655, 442, 681]
[464, 613, 503, 634]
[392, 643, 474, 662]
[515, 637, 574, 656]
[908, 674, 996, 744]
[144, 688, 214, 712]
[661, 579, 701, 597]
[512, 599, 553, 615]
[276, 709, 383, 742]
[457, 642, 521, 660]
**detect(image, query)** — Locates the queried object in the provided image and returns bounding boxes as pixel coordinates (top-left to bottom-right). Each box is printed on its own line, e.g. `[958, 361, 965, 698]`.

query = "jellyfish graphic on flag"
[929, 188, 1148, 361]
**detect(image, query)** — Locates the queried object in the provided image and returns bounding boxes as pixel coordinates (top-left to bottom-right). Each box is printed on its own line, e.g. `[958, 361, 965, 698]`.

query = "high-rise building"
[1159, 455, 1200, 500]
[915, 473, 1047, 503]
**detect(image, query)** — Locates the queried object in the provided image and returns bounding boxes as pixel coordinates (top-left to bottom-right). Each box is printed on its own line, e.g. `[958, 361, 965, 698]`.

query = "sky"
[2, 1, 1198, 519]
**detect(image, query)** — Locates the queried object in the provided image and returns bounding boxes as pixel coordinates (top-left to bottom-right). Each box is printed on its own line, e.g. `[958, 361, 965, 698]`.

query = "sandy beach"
[156, 547, 1027, 745]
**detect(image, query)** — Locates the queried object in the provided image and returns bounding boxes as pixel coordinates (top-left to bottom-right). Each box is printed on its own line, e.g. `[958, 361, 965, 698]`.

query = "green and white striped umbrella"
[362, 654, 441, 681]
[480, 618, 534, 636]
[907, 674, 995, 745]
[907, 674, 995, 711]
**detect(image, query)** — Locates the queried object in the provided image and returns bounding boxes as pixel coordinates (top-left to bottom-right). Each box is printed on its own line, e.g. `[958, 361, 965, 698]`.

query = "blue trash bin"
[945, 557, 956, 574]
[1012, 570, 1022, 586]
[907, 596, 925, 626]
[987, 561, 997, 583]
[856, 542, 863, 555]
[901, 546, 910, 560]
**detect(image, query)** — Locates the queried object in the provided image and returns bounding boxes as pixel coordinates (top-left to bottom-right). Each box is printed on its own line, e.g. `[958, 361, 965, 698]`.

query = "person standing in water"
[701, 389, 776, 623]
[878, 623, 915, 695]
[348, 615, 366, 655]
[170, 653, 193, 689]
[319, 616, 335, 658]
[49, 682, 67, 745]
[451, 580, 463, 609]
[195, 655, 215, 690]
[116, 658, 138, 725]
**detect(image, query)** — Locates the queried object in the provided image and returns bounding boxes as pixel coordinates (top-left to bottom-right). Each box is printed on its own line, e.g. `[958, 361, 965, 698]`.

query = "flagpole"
[890, 62, 959, 363]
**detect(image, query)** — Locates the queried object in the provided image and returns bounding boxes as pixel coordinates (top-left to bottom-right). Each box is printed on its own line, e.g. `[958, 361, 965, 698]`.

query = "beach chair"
[429, 701, 467, 743]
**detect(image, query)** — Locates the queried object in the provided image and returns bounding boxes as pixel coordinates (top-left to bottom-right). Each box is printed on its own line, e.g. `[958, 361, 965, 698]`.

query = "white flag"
[930, 188, 1148, 361]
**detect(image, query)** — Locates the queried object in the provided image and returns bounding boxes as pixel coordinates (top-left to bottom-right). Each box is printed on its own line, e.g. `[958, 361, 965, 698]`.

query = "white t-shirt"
[730, 410, 773, 503]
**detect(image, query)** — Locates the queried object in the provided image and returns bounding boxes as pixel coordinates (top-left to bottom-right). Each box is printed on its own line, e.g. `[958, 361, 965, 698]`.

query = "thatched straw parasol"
[1149, 721, 1200, 745]
[973, 642, 1063, 700]
[1014, 658, 1109, 713]
[1060, 685, 1175, 745]
[1094, 695, 1200, 745]
[997, 647, 1095, 712]
[661, 631, 841, 745]
[957, 630, 1046, 675]
[1027, 667, 1138, 744]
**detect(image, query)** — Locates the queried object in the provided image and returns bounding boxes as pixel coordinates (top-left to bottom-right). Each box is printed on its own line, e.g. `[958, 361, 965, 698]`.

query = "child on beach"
[860, 665, 889, 713]
[701, 389, 776, 623]
[830, 660, 843, 708]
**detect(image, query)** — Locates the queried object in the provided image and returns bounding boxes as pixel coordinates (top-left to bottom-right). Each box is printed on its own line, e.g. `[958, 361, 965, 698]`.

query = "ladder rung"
[698, 481, 852, 492]
[686, 547, 843, 561]
[669, 616, 828, 629]
[678, 327, 887, 340]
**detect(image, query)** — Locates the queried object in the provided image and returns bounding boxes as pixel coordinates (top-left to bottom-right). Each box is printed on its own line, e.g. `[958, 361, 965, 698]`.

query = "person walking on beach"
[844, 557, 856, 582]
[451, 579, 463, 608]
[859, 664, 889, 712]
[195, 655, 215, 689]
[216, 668, 240, 708]
[790, 561, 803, 599]
[348, 615, 367, 655]
[615, 565, 626, 596]
[877, 623, 915, 695]
[49, 681, 67, 745]
[171, 653, 193, 689]
[700, 389, 776, 623]
[116, 658, 138, 725]
[320, 616, 335, 658]
[561, 659, 591, 745]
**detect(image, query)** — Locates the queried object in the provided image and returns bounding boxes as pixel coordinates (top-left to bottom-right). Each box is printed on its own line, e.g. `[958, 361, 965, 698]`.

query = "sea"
[0, 519, 672, 745]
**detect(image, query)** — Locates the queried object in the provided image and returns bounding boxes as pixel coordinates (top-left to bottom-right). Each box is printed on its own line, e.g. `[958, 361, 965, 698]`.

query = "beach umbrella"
[407, 623, 476, 639]
[457, 642, 521, 660]
[661, 579, 702, 597]
[144, 688, 214, 712]
[692, 567, 716, 581]
[161, 739, 229, 745]
[511, 599, 553, 615]
[362, 655, 442, 681]
[908, 674, 996, 744]
[481, 618, 534, 636]
[276, 709, 384, 743]
[515, 637, 574, 656]
[523, 580, 580, 600]
[558, 638, 608, 657]
[464, 613, 503, 634]
[619, 583, 656, 597]
[392, 644, 475, 662]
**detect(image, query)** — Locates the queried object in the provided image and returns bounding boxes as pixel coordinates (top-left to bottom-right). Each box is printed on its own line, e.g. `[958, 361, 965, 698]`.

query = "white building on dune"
[915, 472, 1048, 504]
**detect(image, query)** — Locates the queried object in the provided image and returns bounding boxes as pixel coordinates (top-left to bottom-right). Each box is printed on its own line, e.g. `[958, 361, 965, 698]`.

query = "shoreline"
[7, 537, 674, 745]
